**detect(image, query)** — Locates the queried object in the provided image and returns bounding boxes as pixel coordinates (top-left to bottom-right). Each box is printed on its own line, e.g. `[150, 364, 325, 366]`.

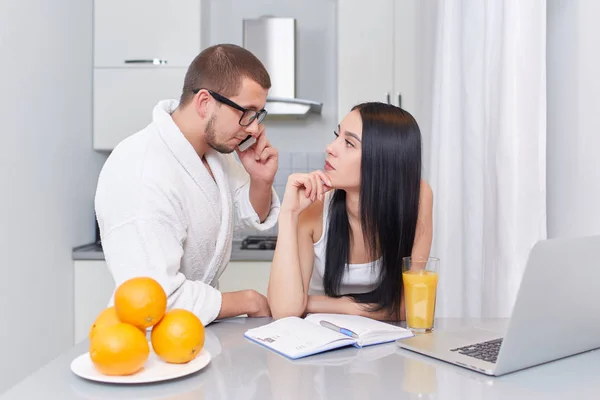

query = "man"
[95, 44, 280, 325]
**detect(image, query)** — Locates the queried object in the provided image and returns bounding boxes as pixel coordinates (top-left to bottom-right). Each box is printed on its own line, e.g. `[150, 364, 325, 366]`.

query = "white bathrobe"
[95, 99, 280, 325]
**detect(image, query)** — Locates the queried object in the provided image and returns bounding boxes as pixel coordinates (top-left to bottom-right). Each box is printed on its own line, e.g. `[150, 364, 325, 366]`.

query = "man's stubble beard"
[205, 115, 236, 154]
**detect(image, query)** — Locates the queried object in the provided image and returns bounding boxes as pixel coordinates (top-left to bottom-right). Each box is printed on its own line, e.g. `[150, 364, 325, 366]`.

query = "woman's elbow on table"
[268, 297, 307, 320]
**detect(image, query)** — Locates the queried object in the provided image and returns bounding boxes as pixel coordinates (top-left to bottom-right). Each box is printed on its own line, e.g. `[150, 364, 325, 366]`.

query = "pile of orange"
[88, 277, 205, 376]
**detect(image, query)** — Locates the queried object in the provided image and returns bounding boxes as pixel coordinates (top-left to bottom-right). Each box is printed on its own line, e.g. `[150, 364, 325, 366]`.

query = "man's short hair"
[179, 44, 271, 106]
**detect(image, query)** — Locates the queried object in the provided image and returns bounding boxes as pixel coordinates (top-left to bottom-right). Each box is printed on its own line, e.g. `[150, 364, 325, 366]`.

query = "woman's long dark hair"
[323, 102, 422, 320]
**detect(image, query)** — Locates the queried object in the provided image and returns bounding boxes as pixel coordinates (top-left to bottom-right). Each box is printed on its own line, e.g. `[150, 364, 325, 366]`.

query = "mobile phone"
[238, 135, 256, 152]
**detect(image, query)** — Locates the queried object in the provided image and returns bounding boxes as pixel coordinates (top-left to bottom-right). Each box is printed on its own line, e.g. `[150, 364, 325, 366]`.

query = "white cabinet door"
[94, 0, 202, 68]
[74, 260, 116, 344]
[337, 0, 395, 119]
[93, 67, 186, 150]
[218, 261, 271, 296]
[393, 0, 419, 114]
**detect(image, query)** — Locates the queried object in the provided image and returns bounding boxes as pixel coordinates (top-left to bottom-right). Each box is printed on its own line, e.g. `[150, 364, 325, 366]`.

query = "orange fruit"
[90, 323, 149, 376]
[89, 307, 121, 340]
[151, 309, 205, 364]
[114, 277, 167, 329]
[89, 307, 146, 339]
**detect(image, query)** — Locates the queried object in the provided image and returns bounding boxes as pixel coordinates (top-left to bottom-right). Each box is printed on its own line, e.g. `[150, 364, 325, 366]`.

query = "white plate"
[70, 348, 211, 384]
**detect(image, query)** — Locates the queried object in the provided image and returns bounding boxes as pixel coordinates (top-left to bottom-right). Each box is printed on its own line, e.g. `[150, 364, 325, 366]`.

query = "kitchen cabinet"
[93, 68, 187, 150]
[218, 261, 271, 297]
[93, 0, 203, 68]
[337, 0, 419, 117]
[92, 0, 206, 150]
[337, 0, 394, 117]
[393, 0, 419, 115]
[73, 260, 115, 344]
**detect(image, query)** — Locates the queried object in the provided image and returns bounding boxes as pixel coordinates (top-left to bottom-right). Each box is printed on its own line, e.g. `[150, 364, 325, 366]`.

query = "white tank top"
[308, 192, 382, 296]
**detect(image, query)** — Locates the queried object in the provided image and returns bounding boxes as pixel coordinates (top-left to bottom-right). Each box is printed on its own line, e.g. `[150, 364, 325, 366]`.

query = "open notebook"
[244, 313, 414, 360]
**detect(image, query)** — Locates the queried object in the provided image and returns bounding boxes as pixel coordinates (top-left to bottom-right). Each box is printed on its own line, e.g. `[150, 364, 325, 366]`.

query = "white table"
[2, 317, 600, 399]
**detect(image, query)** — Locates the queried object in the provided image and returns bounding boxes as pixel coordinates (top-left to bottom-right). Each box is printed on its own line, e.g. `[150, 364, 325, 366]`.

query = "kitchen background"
[75, 0, 343, 372]
[92, 0, 339, 239]
[2, 0, 600, 393]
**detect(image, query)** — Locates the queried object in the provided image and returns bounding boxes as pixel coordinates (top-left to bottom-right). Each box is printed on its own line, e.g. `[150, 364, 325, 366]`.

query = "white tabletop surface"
[2, 317, 600, 399]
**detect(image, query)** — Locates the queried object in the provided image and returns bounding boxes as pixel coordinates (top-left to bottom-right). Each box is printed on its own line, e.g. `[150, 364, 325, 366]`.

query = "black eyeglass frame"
[192, 88, 268, 127]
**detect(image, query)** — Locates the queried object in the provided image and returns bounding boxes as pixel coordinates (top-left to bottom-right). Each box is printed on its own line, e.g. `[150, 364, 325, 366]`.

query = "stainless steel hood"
[243, 17, 322, 117]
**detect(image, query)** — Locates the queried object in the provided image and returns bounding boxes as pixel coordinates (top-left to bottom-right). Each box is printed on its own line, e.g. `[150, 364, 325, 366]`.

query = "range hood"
[243, 17, 322, 117]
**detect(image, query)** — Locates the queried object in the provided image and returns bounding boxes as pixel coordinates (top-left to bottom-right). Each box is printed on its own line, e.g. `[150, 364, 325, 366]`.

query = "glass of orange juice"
[402, 256, 440, 333]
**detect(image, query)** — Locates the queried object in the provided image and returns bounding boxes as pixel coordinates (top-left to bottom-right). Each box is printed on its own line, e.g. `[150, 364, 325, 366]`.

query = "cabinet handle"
[385, 92, 390, 104]
[124, 59, 168, 65]
[397, 92, 402, 108]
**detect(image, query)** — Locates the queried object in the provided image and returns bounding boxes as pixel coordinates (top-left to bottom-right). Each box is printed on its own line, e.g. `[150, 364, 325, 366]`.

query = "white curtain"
[419, 1, 547, 318]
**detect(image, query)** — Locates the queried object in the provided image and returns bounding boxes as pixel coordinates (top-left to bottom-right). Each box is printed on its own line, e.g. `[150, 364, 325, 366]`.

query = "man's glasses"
[192, 88, 268, 127]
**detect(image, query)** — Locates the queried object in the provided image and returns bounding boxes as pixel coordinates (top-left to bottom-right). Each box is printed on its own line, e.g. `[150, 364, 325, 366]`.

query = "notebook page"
[244, 317, 355, 359]
[304, 313, 413, 346]
[293, 338, 399, 366]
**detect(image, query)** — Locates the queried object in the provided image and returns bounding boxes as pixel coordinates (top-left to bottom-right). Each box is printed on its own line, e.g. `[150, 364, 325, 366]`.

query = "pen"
[320, 320, 359, 338]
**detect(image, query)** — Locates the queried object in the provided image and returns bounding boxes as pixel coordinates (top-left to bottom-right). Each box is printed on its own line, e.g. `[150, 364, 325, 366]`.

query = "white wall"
[547, 0, 600, 238]
[0, 0, 106, 392]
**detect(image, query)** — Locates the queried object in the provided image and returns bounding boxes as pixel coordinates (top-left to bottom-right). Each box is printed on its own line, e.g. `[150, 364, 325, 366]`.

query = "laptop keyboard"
[450, 338, 503, 363]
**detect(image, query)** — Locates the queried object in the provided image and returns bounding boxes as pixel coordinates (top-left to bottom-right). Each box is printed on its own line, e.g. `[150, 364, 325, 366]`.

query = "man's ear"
[194, 90, 212, 118]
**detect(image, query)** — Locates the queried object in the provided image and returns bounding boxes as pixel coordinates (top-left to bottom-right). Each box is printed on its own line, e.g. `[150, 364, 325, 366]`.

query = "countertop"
[3, 317, 600, 399]
[72, 240, 274, 262]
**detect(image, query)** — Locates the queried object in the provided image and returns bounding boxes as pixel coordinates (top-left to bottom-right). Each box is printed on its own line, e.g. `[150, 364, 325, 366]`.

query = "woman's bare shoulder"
[420, 179, 433, 200]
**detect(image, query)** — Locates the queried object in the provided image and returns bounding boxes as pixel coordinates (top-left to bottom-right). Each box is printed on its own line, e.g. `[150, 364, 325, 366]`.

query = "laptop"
[396, 235, 600, 376]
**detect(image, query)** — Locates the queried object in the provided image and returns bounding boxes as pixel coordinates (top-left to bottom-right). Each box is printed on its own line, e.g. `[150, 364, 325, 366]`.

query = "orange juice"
[402, 270, 438, 331]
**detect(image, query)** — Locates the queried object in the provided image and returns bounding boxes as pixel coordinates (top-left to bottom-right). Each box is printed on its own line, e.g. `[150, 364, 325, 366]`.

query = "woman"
[267, 102, 433, 321]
